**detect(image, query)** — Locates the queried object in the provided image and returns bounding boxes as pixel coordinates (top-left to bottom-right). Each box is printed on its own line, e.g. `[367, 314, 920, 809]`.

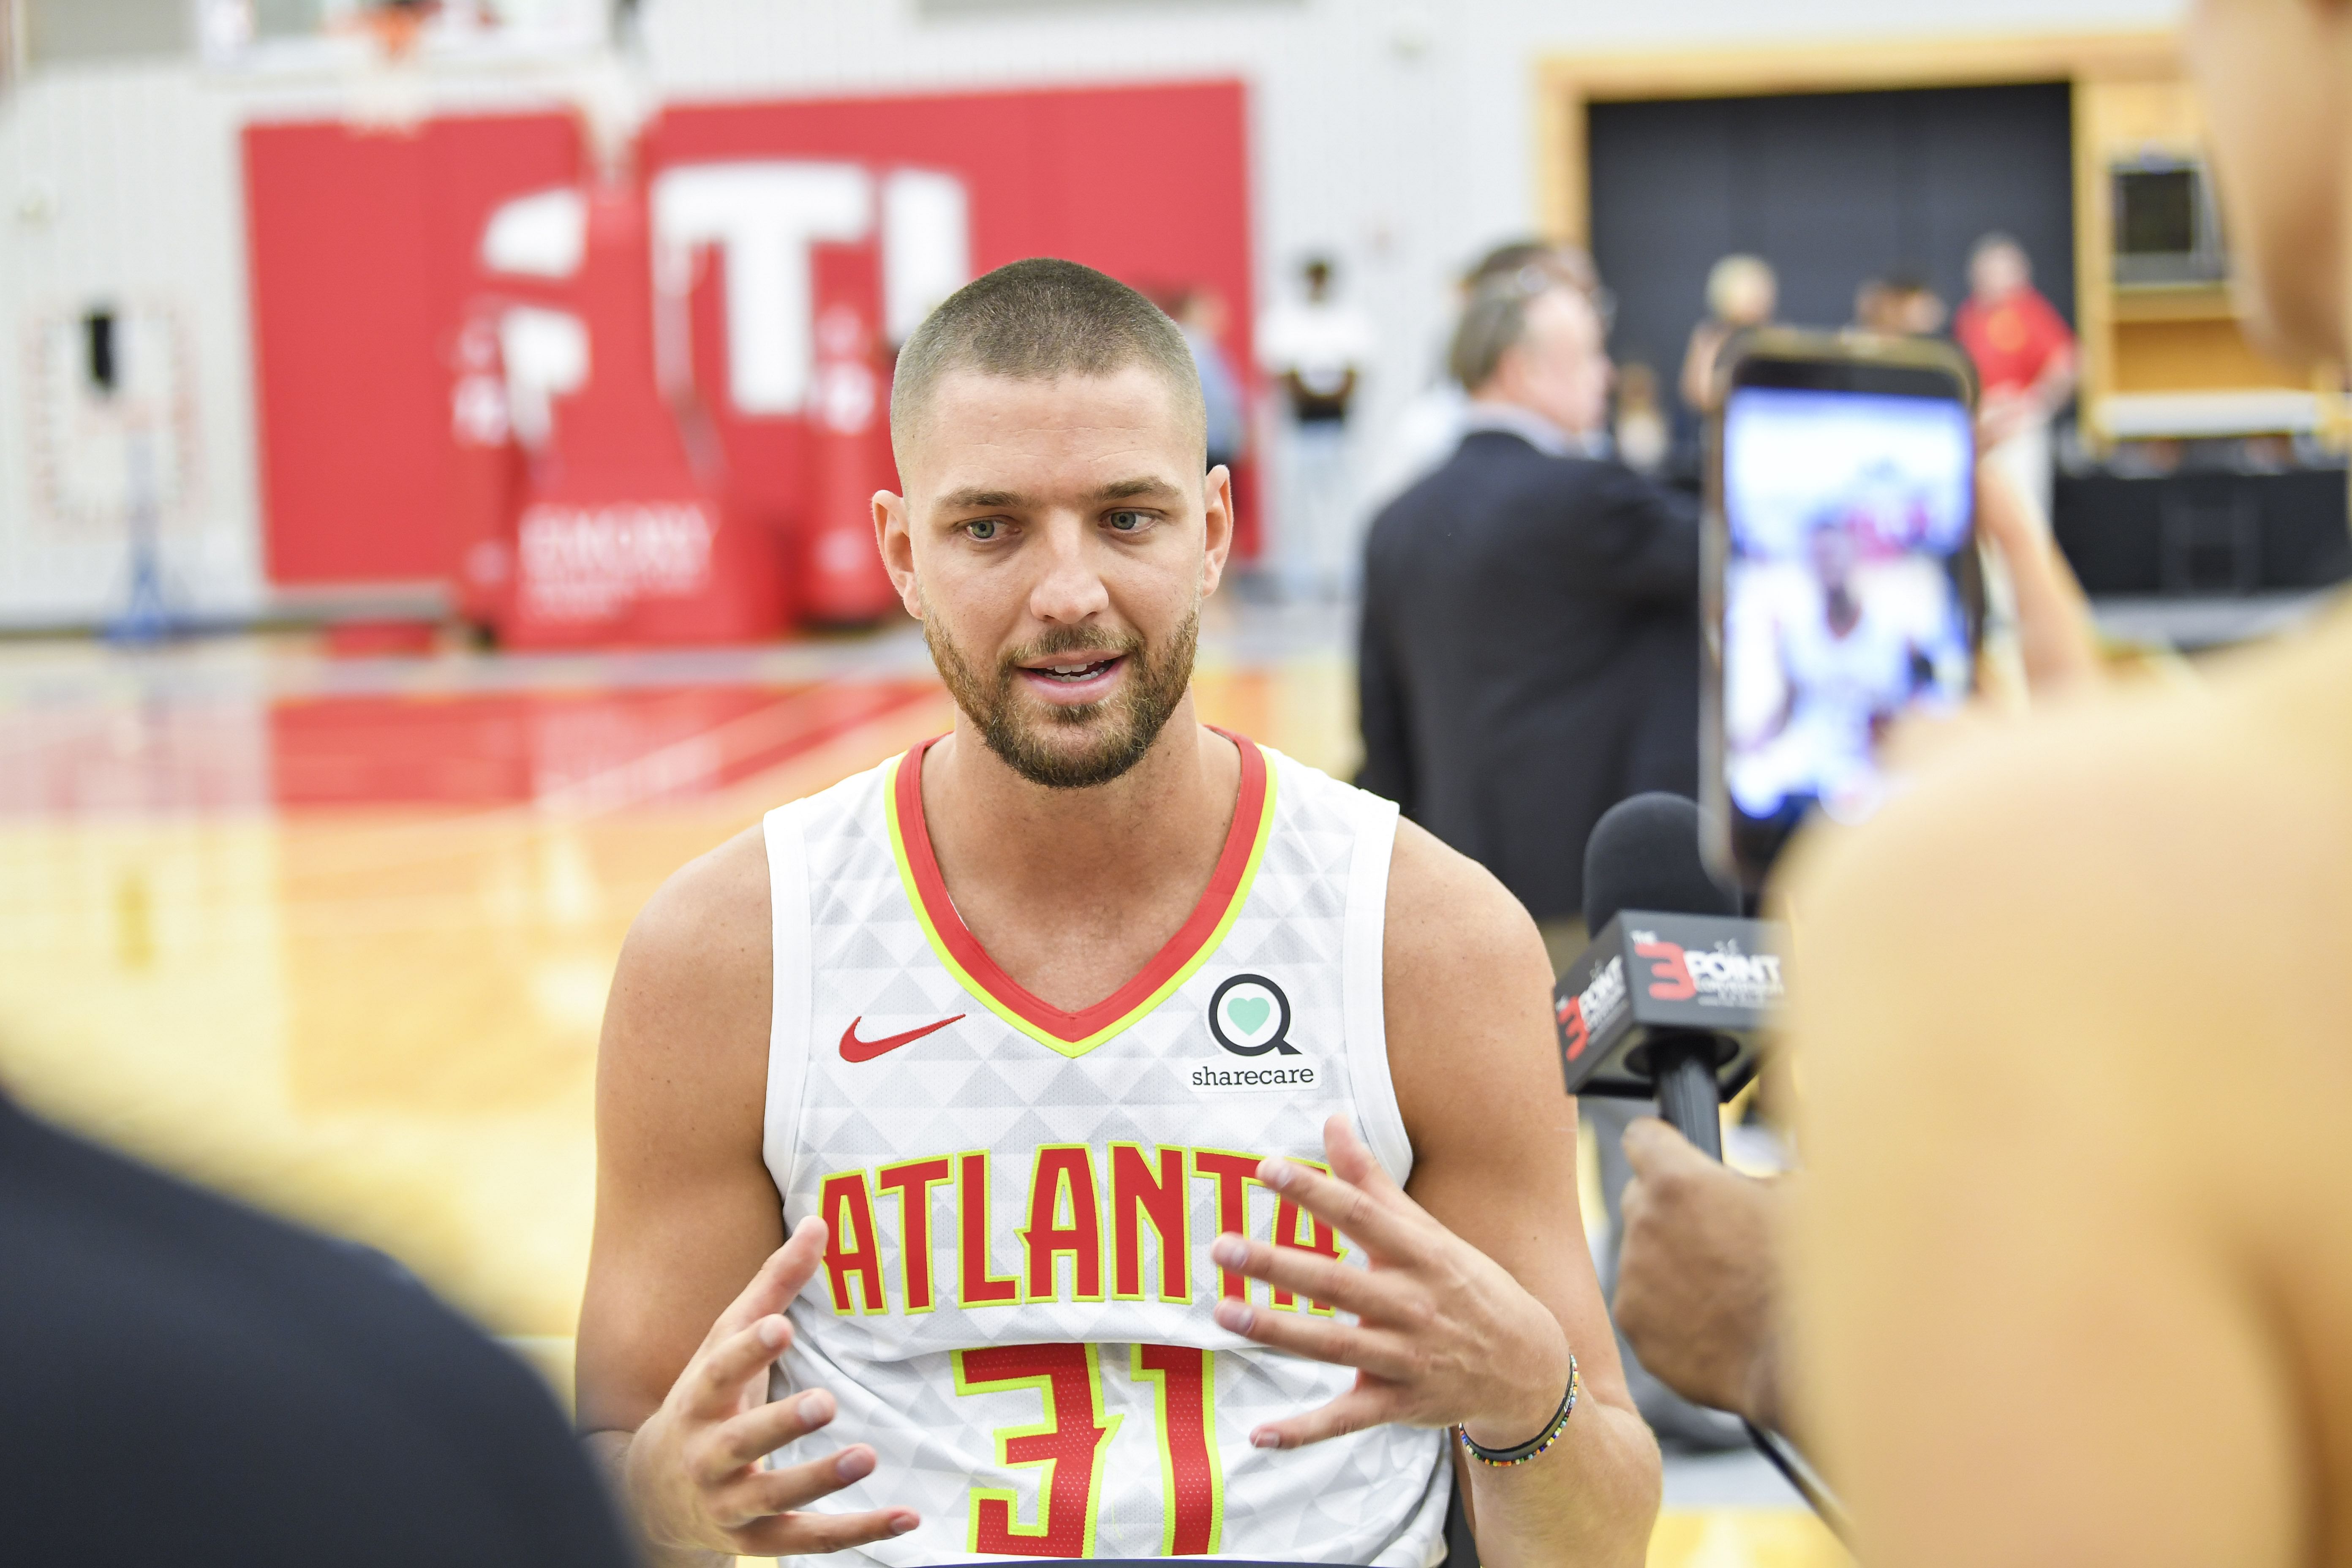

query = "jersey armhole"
[760, 802, 814, 1197]
[1342, 790, 1414, 1187]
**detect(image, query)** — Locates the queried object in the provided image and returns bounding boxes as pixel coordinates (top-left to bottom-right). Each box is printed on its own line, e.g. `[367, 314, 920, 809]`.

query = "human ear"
[874, 491, 923, 621]
[1200, 466, 1235, 599]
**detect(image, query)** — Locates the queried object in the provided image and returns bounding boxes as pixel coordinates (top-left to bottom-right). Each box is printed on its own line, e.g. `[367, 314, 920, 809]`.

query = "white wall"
[0, 0, 2184, 627]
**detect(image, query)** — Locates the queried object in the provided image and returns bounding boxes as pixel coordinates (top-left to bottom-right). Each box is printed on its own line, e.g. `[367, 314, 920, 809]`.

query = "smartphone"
[1701, 329, 1983, 891]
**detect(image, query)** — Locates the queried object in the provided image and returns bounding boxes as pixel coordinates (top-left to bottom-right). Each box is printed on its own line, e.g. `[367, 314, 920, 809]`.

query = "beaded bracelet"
[1454, 1353, 1580, 1467]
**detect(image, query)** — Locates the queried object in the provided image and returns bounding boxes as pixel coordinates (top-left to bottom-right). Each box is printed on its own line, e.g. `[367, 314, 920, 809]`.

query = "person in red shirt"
[1953, 234, 2077, 524]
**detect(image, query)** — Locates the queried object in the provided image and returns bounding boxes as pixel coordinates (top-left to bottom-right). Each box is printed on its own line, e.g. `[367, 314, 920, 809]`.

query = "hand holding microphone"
[1614, 1119, 1786, 1435]
[1560, 793, 1841, 1531]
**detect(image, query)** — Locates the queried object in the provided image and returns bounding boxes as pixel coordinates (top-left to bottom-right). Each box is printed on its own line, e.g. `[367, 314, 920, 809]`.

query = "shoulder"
[1783, 626, 2352, 1188]
[1384, 815, 1540, 962]
[1255, 745, 1540, 983]
[613, 819, 773, 1019]
[610, 760, 888, 1014]
[1378, 819, 1563, 1150]
[1382, 821, 1552, 1048]
[0, 1109, 626, 1557]
[598, 814, 784, 1160]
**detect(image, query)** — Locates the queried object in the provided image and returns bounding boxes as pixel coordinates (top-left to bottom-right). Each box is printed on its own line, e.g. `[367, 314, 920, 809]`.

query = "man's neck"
[1464, 395, 1584, 457]
[917, 700, 1242, 968]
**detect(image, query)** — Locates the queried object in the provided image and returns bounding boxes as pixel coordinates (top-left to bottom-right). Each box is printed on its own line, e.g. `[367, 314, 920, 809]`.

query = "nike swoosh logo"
[839, 1014, 966, 1063]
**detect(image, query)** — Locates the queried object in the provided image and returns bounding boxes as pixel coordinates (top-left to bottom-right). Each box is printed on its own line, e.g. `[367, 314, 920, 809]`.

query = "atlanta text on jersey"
[815, 1143, 1347, 1316]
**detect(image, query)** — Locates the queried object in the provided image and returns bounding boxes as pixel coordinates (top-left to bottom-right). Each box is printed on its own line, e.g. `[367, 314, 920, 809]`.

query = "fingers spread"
[1214, 1295, 1422, 1381]
[1213, 1233, 1390, 1317]
[686, 1314, 793, 1421]
[730, 1506, 919, 1557]
[690, 1388, 838, 1484]
[706, 1445, 878, 1530]
[1247, 1386, 1396, 1451]
[1320, 1114, 1387, 1187]
[1255, 1157, 1423, 1261]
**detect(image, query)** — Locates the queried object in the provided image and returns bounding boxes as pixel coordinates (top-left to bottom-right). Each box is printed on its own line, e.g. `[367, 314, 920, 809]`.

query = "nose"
[1026, 514, 1111, 626]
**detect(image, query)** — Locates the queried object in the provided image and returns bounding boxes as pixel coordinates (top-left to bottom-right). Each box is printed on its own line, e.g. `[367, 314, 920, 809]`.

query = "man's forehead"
[904, 366, 1195, 497]
[920, 363, 1181, 431]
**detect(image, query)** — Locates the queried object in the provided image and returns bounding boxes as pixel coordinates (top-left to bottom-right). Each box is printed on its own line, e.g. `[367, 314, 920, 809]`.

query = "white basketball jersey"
[758, 732, 1450, 1565]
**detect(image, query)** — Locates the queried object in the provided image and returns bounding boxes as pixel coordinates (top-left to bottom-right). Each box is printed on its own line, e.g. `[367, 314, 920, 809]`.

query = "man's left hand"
[1613, 1118, 1784, 1432]
[1209, 1114, 1573, 1452]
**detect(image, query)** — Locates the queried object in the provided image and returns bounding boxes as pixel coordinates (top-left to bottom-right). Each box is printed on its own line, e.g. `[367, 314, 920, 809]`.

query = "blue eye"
[1108, 511, 1148, 532]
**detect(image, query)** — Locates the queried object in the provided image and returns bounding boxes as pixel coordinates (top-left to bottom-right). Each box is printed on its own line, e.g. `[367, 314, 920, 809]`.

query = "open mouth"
[1030, 657, 1120, 683]
[1015, 651, 1129, 701]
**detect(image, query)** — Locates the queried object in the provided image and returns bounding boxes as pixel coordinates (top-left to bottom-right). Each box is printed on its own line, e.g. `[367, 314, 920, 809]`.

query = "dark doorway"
[1587, 82, 2075, 419]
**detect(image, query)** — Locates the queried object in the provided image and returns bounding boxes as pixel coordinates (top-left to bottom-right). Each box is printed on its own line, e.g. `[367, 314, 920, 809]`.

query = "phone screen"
[1720, 384, 1976, 838]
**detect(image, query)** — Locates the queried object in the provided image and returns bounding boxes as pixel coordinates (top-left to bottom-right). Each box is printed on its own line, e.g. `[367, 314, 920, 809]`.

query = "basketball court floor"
[0, 599, 1841, 1567]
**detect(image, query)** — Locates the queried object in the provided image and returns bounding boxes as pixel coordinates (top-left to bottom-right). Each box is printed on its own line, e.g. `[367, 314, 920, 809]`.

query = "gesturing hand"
[621, 1220, 919, 1557]
[1209, 1114, 1573, 1452]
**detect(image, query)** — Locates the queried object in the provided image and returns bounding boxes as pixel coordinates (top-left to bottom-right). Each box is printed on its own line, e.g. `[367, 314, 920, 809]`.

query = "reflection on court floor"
[0, 609, 1840, 1568]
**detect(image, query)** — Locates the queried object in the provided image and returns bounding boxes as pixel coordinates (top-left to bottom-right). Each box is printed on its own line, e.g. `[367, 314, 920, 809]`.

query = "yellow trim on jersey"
[882, 745, 1277, 1060]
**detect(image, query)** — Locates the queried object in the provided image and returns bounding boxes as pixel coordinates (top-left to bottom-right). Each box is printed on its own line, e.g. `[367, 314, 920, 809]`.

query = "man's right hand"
[616, 1220, 919, 1559]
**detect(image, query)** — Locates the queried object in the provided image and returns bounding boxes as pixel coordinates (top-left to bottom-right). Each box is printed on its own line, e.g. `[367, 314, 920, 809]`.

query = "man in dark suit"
[1358, 270, 1701, 934]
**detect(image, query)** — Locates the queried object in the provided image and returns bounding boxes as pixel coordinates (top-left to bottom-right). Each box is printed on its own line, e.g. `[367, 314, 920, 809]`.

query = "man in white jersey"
[576, 259, 1659, 1566]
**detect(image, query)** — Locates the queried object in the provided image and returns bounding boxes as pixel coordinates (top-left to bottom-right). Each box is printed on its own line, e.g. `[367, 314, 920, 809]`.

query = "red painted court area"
[0, 674, 940, 817]
[268, 680, 936, 809]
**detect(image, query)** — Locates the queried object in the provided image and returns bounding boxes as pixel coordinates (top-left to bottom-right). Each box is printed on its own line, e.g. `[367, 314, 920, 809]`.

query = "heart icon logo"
[1208, 974, 1297, 1057]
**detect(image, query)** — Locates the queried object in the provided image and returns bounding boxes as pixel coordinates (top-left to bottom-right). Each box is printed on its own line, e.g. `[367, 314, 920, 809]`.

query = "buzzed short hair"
[890, 257, 1207, 469]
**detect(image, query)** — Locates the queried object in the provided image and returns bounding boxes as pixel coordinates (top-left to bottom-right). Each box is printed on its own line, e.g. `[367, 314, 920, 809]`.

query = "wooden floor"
[0, 605, 1840, 1568]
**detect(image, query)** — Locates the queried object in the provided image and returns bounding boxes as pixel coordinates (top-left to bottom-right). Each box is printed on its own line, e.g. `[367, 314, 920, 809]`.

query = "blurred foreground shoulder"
[1781, 619, 2352, 1108]
[1775, 558, 2352, 1568]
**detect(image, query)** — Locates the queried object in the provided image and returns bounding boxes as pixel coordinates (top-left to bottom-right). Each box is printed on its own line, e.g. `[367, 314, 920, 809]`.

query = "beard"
[924, 606, 1199, 790]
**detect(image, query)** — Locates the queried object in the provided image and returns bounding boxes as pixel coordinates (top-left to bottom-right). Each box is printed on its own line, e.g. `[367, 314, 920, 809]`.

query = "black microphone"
[1556, 793, 1780, 1159]
[1561, 793, 1848, 1540]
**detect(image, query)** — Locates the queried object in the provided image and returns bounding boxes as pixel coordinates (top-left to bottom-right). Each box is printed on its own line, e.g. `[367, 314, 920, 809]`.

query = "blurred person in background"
[1613, 362, 1670, 475]
[1358, 269, 1717, 1445]
[1258, 254, 1377, 600]
[1625, 5, 2352, 1557]
[1853, 271, 1949, 338]
[1361, 240, 1607, 512]
[1359, 268, 1698, 933]
[1175, 285, 1248, 474]
[1954, 234, 2076, 522]
[1680, 254, 1777, 414]
[0, 1088, 637, 1568]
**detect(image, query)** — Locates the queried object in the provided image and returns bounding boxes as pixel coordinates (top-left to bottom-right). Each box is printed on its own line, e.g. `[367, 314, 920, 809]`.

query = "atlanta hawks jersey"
[757, 731, 1450, 1566]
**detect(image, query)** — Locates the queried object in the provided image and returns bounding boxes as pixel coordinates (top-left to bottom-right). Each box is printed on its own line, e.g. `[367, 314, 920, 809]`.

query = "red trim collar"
[892, 729, 1268, 1043]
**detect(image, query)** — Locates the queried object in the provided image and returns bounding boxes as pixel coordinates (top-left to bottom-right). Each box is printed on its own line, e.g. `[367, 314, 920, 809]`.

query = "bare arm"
[1211, 820, 1659, 1565]
[1385, 822, 1660, 1564]
[577, 829, 915, 1563]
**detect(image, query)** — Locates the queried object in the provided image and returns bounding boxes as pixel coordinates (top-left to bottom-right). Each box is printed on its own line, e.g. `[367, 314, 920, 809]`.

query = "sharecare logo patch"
[1628, 929, 1784, 1009]
[1556, 955, 1626, 1063]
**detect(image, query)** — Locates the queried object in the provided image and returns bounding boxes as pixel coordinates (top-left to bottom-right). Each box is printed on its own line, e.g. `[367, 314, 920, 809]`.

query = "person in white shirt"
[1258, 256, 1378, 600]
